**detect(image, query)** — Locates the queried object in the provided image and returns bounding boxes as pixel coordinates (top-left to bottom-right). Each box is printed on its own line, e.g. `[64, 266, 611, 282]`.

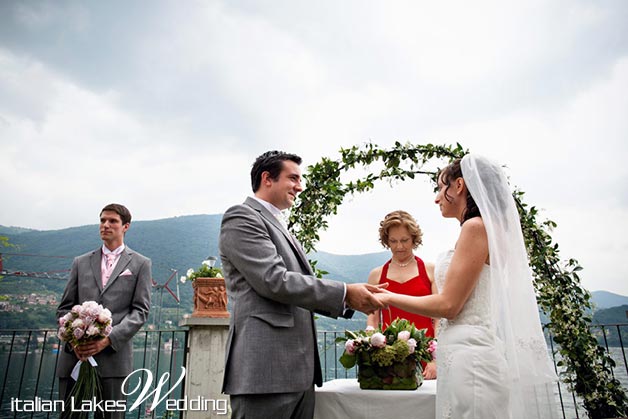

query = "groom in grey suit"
[56, 203, 152, 419]
[220, 151, 384, 419]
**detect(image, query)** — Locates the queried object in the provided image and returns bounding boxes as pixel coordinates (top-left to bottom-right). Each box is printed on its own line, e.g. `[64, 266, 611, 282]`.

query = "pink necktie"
[102, 253, 116, 287]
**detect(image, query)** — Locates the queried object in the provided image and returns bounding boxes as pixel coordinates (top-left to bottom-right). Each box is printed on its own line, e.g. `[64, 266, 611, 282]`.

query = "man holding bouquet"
[56, 203, 152, 418]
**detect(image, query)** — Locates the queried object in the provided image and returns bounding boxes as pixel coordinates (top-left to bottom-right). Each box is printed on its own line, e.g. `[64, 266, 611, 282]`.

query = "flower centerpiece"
[57, 301, 113, 416]
[337, 318, 436, 390]
[181, 257, 229, 318]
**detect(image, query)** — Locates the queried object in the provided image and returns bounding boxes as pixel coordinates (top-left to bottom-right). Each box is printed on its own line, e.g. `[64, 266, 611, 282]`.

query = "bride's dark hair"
[438, 158, 480, 224]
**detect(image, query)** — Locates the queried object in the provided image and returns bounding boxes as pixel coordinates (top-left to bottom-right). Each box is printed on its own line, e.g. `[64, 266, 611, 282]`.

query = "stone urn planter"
[192, 277, 229, 318]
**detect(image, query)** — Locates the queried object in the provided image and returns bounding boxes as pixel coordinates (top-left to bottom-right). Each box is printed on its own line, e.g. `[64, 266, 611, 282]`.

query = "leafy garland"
[289, 142, 627, 418]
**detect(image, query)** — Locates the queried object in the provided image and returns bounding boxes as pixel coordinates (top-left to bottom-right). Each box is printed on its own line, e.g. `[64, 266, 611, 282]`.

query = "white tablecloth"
[314, 378, 436, 419]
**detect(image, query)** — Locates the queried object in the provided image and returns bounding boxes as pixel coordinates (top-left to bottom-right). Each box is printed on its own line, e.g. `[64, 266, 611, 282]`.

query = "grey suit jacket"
[56, 246, 152, 378]
[220, 197, 349, 395]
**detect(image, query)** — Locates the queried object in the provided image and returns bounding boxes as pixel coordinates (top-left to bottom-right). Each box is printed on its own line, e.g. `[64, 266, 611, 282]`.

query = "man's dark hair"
[250, 151, 302, 192]
[100, 203, 132, 225]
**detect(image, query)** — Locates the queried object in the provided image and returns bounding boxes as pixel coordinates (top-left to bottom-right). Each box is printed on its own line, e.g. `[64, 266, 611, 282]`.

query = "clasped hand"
[345, 283, 391, 314]
[73, 337, 111, 361]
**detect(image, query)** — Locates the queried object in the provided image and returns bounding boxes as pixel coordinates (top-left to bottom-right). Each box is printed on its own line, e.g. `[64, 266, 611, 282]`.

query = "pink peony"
[57, 327, 66, 340]
[345, 339, 356, 355]
[72, 318, 85, 329]
[98, 308, 112, 323]
[370, 332, 387, 348]
[71, 305, 82, 314]
[73, 328, 84, 339]
[397, 331, 411, 341]
[407, 338, 417, 354]
[365, 325, 375, 332]
[86, 325, 99, 336]
[104, 325, 113, 336]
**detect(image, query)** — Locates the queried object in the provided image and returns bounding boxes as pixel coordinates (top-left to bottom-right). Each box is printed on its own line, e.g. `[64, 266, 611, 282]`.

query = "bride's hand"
[373, 291, 391, 308]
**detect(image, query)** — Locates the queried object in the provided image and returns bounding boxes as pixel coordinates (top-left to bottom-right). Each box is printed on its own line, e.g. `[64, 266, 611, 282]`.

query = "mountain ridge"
[1, 214, 626, 330]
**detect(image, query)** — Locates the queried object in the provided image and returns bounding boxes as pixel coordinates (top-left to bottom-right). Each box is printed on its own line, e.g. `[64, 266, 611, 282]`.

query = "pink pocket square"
[120, 269, 133, 276]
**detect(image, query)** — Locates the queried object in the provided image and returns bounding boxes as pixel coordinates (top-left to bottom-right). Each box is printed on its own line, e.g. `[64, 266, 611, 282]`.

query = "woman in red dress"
[366, 210, 438, 379]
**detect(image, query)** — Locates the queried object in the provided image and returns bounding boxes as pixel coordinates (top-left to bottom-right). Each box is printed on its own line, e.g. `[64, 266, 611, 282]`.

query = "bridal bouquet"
[57, 301, 113, 416]
[337, 318, 436, 390]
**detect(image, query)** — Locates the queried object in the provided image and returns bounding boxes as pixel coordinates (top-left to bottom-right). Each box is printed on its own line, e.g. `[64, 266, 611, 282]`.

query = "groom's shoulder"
[222, 201, 261, 226]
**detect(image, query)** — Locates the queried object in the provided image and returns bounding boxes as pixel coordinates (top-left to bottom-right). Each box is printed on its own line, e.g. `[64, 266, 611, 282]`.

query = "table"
[314, 378, 436, 419]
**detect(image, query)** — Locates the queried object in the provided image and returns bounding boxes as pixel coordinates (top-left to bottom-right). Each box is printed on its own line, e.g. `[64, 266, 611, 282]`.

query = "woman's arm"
[366, 266, 383, 328]
[378, 218, 488, 319]
[424, 261, 440, 336]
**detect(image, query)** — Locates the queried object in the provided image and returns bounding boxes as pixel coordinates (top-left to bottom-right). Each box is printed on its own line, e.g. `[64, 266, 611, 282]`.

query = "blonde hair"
[378, 210, 423, 249]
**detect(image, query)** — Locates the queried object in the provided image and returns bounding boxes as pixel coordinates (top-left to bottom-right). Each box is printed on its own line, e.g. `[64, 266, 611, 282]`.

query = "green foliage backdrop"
[289, 142, 627, 418]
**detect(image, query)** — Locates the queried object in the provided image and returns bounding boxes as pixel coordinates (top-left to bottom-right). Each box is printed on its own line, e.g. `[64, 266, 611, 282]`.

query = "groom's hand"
[346, 283, 388, 314]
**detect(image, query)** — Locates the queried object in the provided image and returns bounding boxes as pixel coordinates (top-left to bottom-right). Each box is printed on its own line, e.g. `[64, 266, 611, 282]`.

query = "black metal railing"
[1, 323, 626, 419]
[317, 323, 628, 419]
[0, 329, 187, 419]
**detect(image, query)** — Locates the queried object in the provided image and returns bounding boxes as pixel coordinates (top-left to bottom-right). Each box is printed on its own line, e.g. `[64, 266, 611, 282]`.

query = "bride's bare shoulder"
[459, 217, 488, 245]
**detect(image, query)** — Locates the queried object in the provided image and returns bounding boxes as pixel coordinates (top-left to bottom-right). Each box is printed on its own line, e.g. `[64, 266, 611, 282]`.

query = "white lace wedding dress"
[434, 249, 511, 419]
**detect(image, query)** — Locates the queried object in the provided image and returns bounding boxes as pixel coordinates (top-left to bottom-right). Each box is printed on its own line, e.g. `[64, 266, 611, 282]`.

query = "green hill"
[0, 215, 389, 329]
[1, 215, 626, 335]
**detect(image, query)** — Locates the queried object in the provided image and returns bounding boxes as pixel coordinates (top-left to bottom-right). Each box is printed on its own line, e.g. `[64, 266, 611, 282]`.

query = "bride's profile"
[375, 154, 558, 418]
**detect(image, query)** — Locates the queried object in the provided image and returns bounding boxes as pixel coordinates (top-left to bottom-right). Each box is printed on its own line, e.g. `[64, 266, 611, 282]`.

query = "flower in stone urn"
[180, 256, 223, 284]
[183, 257, 229, 318]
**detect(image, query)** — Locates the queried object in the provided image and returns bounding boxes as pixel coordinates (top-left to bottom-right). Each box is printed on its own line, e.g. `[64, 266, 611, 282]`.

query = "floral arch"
[289, 142, 627, 418]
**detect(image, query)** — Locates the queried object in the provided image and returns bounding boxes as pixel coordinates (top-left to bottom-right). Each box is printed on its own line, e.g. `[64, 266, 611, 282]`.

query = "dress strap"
[379, 260, 392, 284]
[414, 256, 432, 288]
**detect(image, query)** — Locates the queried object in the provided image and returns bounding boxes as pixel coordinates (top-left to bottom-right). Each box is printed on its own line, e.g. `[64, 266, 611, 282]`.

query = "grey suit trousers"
[230, 388, 315, 419]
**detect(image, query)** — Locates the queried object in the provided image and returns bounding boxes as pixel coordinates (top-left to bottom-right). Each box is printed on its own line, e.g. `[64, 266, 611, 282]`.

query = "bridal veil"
[461, 154, 559, 418]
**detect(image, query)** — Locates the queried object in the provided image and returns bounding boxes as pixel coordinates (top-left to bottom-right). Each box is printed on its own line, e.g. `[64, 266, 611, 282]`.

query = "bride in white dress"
[375, 155, 558, 419]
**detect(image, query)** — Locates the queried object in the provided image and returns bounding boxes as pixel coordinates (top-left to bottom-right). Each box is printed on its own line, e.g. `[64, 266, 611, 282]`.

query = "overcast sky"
[1, 1, 627, 295]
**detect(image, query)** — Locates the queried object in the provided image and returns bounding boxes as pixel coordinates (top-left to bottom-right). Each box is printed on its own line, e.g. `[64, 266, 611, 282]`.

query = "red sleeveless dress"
[378, 256, 435, 338]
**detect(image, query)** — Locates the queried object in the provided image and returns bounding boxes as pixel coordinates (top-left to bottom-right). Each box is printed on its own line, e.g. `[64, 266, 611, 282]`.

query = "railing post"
[179, 317, 230, 418]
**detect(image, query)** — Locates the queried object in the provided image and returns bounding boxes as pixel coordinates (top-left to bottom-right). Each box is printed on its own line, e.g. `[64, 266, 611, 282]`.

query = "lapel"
[90, 249, 104, 292]
[244, 197, 313, 274]
[102, 248, 132, 292]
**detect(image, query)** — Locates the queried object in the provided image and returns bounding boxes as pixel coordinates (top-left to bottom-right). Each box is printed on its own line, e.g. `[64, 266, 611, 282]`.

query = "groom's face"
[266, 160, 303, 210]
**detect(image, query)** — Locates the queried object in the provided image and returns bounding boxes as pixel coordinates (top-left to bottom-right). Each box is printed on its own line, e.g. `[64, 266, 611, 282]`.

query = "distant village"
[0, 293, 57, 312]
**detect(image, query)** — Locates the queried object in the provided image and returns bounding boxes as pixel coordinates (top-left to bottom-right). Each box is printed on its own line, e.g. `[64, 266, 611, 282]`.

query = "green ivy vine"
[289, 141, 627, 418]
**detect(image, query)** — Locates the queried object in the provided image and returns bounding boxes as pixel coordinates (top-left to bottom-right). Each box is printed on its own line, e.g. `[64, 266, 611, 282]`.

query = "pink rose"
[370, 332, 386, 348]
[57, 327, 66, 340]
[104, 325, 113, 336]
[365, 325, 376, 332]
[407, 338, 417, 354]
[428, 340, 437, 358]
[71, 305, 82, 314]
[345, 339, 356, 355]
[397, 331, 411, 341]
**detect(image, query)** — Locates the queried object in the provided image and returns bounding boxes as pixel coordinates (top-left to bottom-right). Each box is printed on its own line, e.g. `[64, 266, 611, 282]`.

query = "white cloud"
[1, 0, 627, 294]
